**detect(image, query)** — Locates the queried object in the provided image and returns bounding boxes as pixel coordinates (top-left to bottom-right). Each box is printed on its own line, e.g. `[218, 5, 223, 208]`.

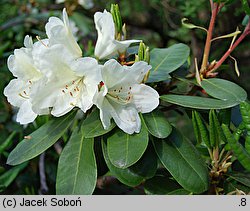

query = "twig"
[212, 20, 250, 71]
[200, 2, 220, 73]
[38, 153, 49, 195]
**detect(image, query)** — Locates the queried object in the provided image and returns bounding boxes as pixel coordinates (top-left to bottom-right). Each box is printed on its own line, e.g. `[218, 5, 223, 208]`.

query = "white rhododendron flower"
[31, 45, 101, 117]
[31, 9, 101, 117]
[56, 0, 94, 9]
[3, 36, 49, 124]
[4, 8, 160, 135]
[94, 10, 140, 60]
[45, 8, 82, 59]
[93, 59, 159, 134]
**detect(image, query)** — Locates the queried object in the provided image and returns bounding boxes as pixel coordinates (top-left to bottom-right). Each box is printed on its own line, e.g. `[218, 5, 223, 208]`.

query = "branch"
[212, 19, 250, 71]
[200, 2, 220, 73]
[38, 153, 49, 195]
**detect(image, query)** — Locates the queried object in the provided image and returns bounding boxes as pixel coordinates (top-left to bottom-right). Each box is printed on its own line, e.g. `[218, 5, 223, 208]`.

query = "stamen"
[36, 36, 48, 47]
[62, 90, 65, 93]
[19, 93, 29, 99]
[70, 92, 73, 97]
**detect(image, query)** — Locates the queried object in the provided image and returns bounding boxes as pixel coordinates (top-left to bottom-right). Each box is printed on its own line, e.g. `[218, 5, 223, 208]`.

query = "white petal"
[71, 57, 101, 80]
[94, 10, 116, 59]
[76, 87, 93, 113]
[110, 102, 141, 134]
[32, 44, 76, 79]
[16, 100, 37, 124]
[4, 79, 27, 107]
[8, 48, 41, 81]
[24, 35, 33, 48]
[131, 84, 159, 113]
[102, 59, 151, 88]
[114, 39, 141, 54]
[45, 9, 82, 58]
[95, 93, 141, 134]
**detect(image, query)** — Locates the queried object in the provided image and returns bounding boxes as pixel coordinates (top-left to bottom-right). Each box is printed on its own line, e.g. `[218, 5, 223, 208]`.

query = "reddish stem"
[200, 3, 220, 73]
[212, 20, 250, 71]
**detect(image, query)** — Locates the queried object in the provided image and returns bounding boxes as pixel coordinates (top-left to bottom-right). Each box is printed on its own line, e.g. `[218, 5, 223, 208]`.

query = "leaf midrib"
[72, 135, 84, 194]
[171, 139, 207, 190]
[153, 53, 170, 72]
[203, 79, 239, 101]
[8, 112, 74, 164]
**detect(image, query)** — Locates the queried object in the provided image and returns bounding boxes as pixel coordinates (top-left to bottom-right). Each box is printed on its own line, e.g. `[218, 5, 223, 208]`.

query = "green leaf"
[56, 128, 97, 195]
[82, 108, 116, 138]
[152, 128, 209, 193]
[147, 44, 190, 83]
[212, 110, 227, 144]
[241, 0, 250, 15]
[129, 142, 158, 179]
[161, 95, 241, 109]
[209, 110, 216, 147]
[102, 139, 144, 187]
[193, 111, 210, 148]
[240, 102, 250, 153]
[201, 78, 247, 103]
[161, 79, 247, 110]
[0, 163, 28, 192]
[192, 111, 202, 144]
[144, 176, 181, 195]
[227, 172, 250, 188]
[107, 122, 148, 169]
[0, 131, 16, 154]
[7, 111, 76, 166]
[143, 110, 172, 139]
[222, 124, 250, 171]
[181, 18, 207, 32]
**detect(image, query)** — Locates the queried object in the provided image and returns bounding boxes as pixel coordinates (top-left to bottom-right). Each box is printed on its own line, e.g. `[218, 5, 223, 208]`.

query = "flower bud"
[136, 42, 150, 64]
[110, 4, 123, 38]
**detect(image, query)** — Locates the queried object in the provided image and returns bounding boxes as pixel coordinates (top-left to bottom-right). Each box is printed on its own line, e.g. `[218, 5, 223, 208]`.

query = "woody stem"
[200, 3, 220, 73]
[212, 20, 250, 71]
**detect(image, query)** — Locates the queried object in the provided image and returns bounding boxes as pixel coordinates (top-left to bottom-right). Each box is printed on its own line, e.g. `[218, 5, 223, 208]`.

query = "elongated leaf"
[144, 176, 181, 195]
[227, 172, 250, 188]
[201, 78, 247, 103]
[0, 131, 16, 154]
[209, 110, 216, 147]
[241, 0, 250, 15]
[107, 122, 148, 169]
[0, 163, 28, 192]
[153, 128, 209, 193]
[82, 108, 116, 138]
[212, 110, 227, 144]
[129, 143, 158, 179]
[240, 102, 250, 153]
[102, 139, 144, 187]
[147, 44, 190, 83]
[192, 111, 202, 144]
[7, 111, 76, 165]
[222, 124, 250, 171]
[56, 128, 97, 195]
[181, 18, 207, 32]
[161, 95, 240, 109]
[193, 111, 210, 148]
[143, 110, 172, 139]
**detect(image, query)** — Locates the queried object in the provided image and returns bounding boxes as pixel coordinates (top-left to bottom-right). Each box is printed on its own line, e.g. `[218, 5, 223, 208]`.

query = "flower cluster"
[4, 9, 159, 134]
